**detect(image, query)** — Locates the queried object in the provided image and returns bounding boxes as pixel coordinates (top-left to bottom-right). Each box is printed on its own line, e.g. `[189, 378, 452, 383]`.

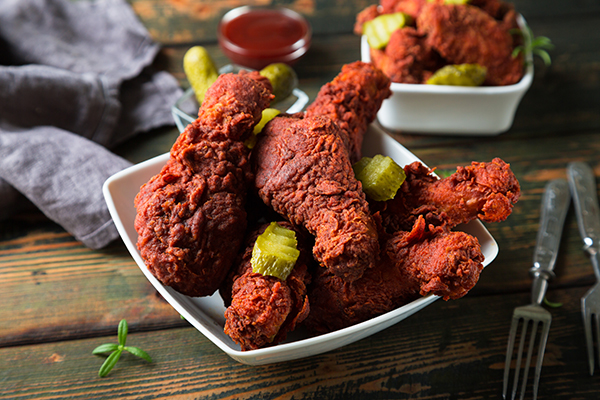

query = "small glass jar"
[218, 6, 312, 70]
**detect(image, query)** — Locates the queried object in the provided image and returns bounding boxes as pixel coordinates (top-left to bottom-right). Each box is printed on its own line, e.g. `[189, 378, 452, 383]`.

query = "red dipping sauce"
[218, 6, 311, 70]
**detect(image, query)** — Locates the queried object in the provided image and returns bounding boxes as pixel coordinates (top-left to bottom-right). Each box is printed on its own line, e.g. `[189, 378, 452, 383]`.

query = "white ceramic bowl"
[361, 15, 533, 135]
[103, 124, 499, 365]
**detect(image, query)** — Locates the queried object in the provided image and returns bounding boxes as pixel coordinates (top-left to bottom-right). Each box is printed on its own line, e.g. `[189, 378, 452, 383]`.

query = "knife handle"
[532, 179, 571, 273]
[567, 162, 600, 252]
[530, 179, 571, 305]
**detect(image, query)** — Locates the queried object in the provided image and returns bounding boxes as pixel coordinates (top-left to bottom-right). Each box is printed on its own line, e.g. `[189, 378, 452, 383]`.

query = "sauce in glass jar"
[218, 6, 311, 70]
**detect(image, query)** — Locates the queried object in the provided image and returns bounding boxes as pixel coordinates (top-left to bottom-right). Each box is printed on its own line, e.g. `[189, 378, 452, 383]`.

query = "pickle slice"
[260, 63, 298, 104]
[250, 222, 300, 281]
[183, 46, 219, 104]
[244, 108, 281, 149]
[363, 12, 411, 50]
[426, 63, 487, 86]
[443, 0, 470, 4]
[353, 155, 406, 201]
[253, 108, 281, 134]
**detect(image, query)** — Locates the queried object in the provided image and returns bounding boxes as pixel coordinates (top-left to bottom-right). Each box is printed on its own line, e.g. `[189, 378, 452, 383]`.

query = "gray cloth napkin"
[0, 0, 183, 248]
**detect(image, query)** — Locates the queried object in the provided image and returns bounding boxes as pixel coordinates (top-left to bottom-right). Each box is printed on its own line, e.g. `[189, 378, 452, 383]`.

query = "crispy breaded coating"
[356, 0, 524, 86]
[417, 2, 523, 86]
[134, 72, 272, 297]
[253, 114, 379, 282]
[378, 158, 520, 233]
[304, 216, 484, 335]
[370, 26, 441, 84]
[354, 4, 380, 35]
[380, 0, 429, 18]
[305, 61, 391, 163]
[221, 222, 312, 351]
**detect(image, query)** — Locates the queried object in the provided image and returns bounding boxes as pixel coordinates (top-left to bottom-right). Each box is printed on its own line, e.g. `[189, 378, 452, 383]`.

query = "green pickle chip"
[426, 63, 487, 86]
[353, 154, 406, 202]
[244, 108, 281, 149]
[251, 222, 300, 281]
[363, 12, 411, 50]
[443, 0, 470, 4]
[253, 108, 281, 135]
[183, 46, 219, 104]
[259, 63, 298, 104]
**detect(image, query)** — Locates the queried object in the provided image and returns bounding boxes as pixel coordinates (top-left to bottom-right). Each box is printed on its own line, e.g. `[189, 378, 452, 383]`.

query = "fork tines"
[582, 294, 600, 375]
[503, 306, 552, 400]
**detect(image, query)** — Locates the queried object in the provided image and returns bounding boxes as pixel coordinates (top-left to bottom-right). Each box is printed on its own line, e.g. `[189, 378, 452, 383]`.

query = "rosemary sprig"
[92, 319, 152, 377]
[543, 296, 563, 308]
[511, 25, 554, 66]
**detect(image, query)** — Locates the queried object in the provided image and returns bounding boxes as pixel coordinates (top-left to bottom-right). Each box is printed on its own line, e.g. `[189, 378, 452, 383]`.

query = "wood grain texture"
[2, 0, 600, 398]
[128, 0, 374, 44]
[0, 216, 184, 347]
[0, 287, 596, 400]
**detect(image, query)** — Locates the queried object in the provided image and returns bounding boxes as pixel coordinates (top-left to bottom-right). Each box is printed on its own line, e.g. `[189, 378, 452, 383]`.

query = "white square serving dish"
[361, 15, 534, 135]
[102, 123, 499, 365]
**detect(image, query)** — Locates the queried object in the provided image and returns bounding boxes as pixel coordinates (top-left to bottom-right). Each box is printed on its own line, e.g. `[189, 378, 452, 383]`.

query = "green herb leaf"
[125, 346, 153, 363]
[435, 169, 455, 179]
[543, 297, 563, 308]
[98, 349, 122, 378]
[92, 343, 119, 355]
[117, 319, 128, 346]
[94, 319, 152, 378]
[533, 48, 552, 66]
[511, 25, 554, 66]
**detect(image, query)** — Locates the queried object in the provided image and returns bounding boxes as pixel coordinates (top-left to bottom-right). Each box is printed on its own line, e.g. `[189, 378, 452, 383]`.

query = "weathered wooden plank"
[0, 286, 594, 400]
[0, 216, 184, 347]
[3, 0, 600, 353]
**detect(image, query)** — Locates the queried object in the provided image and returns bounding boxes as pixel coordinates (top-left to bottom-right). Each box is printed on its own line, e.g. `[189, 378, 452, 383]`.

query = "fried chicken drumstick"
[378, 157, 521, 233]
[417, 2, 523, 86]
[304, 216, 485, 335]
[355, 0, 524, 86]
[134, 71, 272, 297]
[253, 114, 379, 282]
[305, 61, 391, 162]
[251, 62, 391, 283]
[221, 222, 312, 351]
[304, 157, 519, 335]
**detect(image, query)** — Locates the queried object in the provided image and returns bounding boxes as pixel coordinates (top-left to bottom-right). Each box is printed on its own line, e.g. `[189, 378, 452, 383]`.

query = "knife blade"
[567, 162, 600, 279]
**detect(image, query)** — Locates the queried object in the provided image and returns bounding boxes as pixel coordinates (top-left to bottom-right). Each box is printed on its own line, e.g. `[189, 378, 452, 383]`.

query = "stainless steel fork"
[503, 179, 571, 400]
[567, 161, 600, 376]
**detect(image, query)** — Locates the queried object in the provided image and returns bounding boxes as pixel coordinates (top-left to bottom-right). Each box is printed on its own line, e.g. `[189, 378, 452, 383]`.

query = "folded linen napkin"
[0, 0, 183, 248]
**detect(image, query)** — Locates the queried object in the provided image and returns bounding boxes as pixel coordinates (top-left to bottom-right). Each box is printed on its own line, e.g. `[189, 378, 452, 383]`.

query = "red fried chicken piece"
[470, 0, 515, 20]
[354, 4, 380, 35]
[417, 2, 523, 86]
[304, 216, 484, 335]
[134, 72, 273, 297]
[370, 26, 442, 84]
[305, 61, 391, 163]
[253, 114, 379, 282]
[221, 222, 312, 351]
[380, 0, 429, 19]
[378, 158, 521, 233]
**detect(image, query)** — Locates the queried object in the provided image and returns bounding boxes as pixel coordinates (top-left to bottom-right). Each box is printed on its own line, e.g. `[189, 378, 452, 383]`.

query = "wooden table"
[2, 0, 599, 398]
